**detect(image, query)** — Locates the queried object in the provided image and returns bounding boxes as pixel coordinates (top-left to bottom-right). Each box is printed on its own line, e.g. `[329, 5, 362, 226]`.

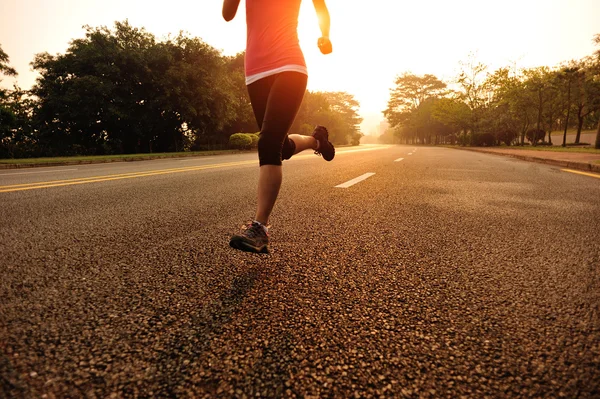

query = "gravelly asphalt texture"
[1, 145, 599, 398]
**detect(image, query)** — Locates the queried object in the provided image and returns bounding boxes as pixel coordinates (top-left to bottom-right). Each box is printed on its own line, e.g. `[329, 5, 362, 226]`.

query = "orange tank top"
[245, 0, 307, 84]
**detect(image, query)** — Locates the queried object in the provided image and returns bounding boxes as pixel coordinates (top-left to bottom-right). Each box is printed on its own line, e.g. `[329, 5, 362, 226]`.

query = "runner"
[224, 0, 335, 253]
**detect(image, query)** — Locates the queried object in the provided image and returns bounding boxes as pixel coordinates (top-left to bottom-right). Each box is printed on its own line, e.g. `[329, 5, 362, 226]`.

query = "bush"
[472, 133, 496, 147]
[229, 133, 252, 150]
[249, 133, 260, 149]
[496, 129, 517, 146]
[349, 132, 363, 146]
[526, 128, 546, 144]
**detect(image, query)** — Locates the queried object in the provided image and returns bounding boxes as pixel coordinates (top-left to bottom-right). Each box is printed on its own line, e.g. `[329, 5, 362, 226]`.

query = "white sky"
[1, 0, 599, 134]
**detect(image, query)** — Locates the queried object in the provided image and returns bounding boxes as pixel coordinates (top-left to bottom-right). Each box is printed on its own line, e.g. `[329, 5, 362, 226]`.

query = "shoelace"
[242, 222, 267, 238]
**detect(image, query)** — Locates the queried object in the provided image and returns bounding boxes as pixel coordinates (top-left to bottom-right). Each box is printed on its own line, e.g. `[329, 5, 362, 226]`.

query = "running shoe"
[229, 221, 269, 254]
[312, 125, 335, 161]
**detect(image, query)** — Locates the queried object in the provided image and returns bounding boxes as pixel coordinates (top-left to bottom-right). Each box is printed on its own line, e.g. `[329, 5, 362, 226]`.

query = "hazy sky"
[1, 0, 599, 133]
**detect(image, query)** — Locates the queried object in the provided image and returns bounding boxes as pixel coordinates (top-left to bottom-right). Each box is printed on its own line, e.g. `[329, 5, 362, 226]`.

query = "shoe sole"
[229, 237, 269, 254]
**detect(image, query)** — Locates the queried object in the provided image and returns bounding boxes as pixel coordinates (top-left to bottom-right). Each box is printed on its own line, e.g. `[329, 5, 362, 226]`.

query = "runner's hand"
[318, 37, 332, 54]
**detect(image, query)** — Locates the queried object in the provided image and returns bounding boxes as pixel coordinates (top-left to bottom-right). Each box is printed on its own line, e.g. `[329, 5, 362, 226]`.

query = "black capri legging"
[247, 71, 308, 166]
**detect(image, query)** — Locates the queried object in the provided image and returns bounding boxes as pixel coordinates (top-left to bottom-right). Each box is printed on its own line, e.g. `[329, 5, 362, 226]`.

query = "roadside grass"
[0, 149, 248, 165]
[441, 144, 600, 155]
[490, 146, 600, 154]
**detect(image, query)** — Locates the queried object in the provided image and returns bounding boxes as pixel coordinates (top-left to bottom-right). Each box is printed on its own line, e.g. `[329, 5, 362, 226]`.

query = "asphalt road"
[1, 145, 599, 398]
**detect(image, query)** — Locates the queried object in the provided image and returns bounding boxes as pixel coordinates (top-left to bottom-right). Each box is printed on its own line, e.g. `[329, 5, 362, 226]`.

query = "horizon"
[1, 0, 599, 135]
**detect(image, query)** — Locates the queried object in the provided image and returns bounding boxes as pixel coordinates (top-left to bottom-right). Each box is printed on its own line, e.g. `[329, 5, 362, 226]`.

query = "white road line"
[0, 168, 78, 176]
[407, 153, 413, 156]
[177, 158, 214, 161]
[394, 158, 404, 162]
[335, 173, 375, 188]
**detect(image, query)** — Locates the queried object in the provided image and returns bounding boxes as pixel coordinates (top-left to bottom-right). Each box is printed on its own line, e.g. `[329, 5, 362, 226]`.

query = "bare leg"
[289, 134, 318, 154]
[255, 165, 282, 225]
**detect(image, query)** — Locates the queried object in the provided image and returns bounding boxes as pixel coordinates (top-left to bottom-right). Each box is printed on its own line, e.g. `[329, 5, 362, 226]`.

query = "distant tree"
[384, 73, 446, 128]
[485, 67, 536, 145]
[431, 97, 471, 143]
[456, 53, 488, 139]
[291, 90, 362, 145]
[322, 91, 363, 144]
[569, 58, 600, 144]
[523, 67, 554, 145]
[557, 65, 580, 147]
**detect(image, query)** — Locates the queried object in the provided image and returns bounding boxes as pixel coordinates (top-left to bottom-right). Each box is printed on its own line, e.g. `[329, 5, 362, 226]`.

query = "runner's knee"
[258, 132, 284, 166]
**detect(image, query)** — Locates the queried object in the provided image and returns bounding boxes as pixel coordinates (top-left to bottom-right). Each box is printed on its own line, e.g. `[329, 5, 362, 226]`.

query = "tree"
[31, 21, 237, 156]
[0, 45, 17, 78]
[523, 67, 554, 145]
[384, 73, 446, 128]
[456, 53, 488, 139]
[569, 58, 600, 144]
[0, 44, 20, 157]
[431, 97, 472, 144]
[291, 90, 362, 145]
[590, 34, 600, 149]
[321, 91, 363, 144]
[484, 67, 534, 145]
[220, 52, 256, 138]
[557, 65, 580, 147]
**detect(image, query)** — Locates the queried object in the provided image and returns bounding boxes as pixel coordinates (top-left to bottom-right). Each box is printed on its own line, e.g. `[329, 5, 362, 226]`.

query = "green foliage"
[229, 133, 253, 149]
[384, 73, 447, 128]
[221, 52, 257, 136]
[1, 27, 366, 158]
[249, 133, 260, 148]
[384, 40, 600, 148]
[289, 91, 363, 146]
[28, 21, 238, 156]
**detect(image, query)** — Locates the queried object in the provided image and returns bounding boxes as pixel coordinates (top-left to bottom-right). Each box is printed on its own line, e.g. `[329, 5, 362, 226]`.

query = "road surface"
[1, 145, 599, 398]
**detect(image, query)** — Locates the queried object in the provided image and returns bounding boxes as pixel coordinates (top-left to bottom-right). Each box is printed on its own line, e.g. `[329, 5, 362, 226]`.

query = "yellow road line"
[0, 160, 256, 193]
[561, 169, 600, 179]
[0, 145, 395, 193]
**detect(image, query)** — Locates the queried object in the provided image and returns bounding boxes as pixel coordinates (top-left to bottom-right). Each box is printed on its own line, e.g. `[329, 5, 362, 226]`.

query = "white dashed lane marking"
[335, 173, 376, 189]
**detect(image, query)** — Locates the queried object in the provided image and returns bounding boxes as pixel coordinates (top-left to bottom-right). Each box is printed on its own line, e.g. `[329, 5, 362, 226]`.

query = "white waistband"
[246, 65, 308, 85]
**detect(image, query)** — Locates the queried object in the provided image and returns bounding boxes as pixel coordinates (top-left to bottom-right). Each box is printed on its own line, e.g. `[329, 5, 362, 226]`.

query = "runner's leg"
[247, 72, 307, 225]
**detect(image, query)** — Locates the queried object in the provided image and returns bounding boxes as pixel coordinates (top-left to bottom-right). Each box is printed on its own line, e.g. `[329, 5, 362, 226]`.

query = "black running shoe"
[312, 125, 335, 161]
[229, 221, 269, 254]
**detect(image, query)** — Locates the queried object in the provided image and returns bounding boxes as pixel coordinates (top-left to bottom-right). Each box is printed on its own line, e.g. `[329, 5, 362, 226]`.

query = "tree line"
[382, 34, 600, 149]
[0, 21, 362, 159]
